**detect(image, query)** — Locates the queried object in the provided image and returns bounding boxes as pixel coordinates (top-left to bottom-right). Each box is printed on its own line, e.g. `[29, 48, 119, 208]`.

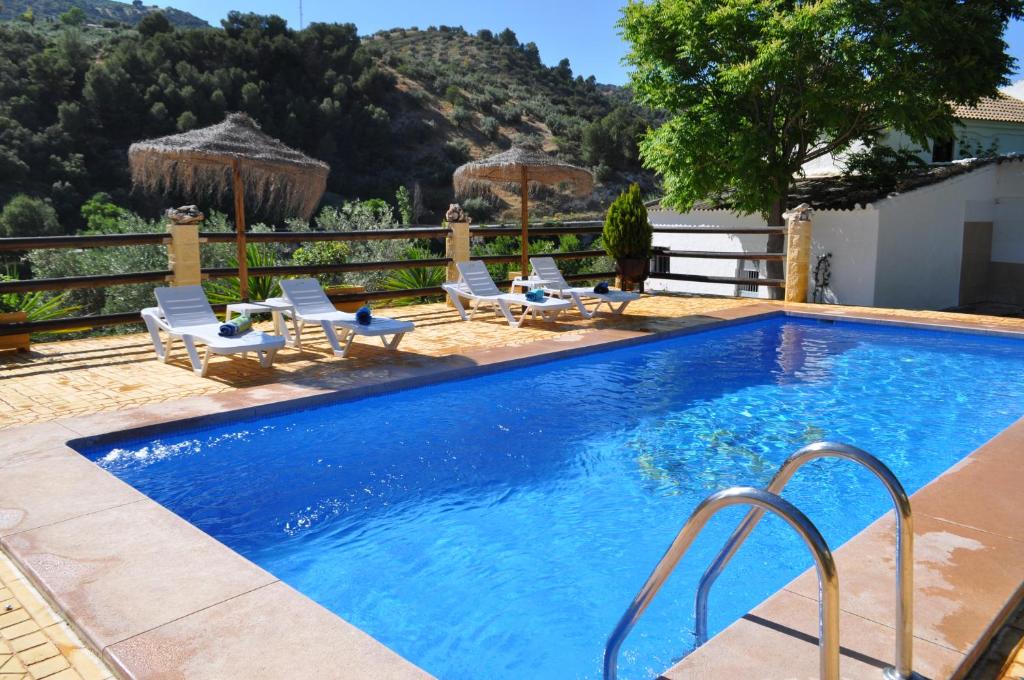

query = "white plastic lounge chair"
[275, 278, 415, 358]
[442, 260, 572, 328]
[530, 256, 640, 319]
[141, 285, 285, 377]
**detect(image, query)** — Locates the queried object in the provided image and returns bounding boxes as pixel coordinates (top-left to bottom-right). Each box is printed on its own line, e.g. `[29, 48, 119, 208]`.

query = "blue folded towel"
[594, 281, 610, 294]
[355, 305, 373, 325]
[219, 315, 252, 337]
[525, 288, 546, 303]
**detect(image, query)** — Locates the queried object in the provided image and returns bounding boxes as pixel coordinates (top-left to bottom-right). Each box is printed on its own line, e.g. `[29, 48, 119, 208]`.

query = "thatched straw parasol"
[454, 147, 593, 278]
[129, 112, 329, 299]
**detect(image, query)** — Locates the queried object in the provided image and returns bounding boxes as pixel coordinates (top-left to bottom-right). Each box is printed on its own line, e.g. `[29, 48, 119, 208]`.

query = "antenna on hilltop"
[299, 0, 303, 29]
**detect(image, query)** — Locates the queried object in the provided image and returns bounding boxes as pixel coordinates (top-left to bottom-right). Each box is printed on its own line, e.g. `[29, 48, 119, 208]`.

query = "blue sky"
[153, 0, 1024, 89]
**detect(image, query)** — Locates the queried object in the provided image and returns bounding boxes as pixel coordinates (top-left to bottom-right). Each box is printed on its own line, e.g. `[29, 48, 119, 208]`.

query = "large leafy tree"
[620, 0, 1023, 296]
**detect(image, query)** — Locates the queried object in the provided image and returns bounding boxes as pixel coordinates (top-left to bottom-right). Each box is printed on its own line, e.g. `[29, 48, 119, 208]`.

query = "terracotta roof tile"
[953, 94, 1024, 124]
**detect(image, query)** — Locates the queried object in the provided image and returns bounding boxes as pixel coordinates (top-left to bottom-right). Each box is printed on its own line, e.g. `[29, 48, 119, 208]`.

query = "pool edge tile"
[103, 580, 435, 680]
[659, 590, 964, 680]
[0, 499, 279, 652]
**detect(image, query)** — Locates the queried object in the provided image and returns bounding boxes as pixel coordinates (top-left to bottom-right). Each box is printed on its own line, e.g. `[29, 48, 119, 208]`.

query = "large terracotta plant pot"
[324, 285, 367, 312]
[0, 311, 30, 353]
[615, 257, 650, 290]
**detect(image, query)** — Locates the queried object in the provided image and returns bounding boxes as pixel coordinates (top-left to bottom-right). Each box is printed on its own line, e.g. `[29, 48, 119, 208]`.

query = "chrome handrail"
[602, 486, 840, 680]
[694, 442, 914, 680]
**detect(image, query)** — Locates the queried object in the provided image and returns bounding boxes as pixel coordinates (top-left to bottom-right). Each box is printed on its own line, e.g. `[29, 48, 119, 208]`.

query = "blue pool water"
[79, 316, 1024, 679]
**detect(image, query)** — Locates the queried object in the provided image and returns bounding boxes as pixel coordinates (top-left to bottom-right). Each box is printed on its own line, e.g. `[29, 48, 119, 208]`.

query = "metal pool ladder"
[602, 442, 916, 680]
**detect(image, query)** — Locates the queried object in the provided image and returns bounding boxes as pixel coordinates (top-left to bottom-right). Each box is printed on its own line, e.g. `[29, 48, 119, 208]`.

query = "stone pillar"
[783, 204, 813, 303]
[167, 223, 203, 286]
[445, 220, 470, 306]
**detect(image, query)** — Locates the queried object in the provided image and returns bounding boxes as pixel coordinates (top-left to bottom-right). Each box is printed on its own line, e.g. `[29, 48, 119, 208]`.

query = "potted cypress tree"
[602, 183, 653, 290]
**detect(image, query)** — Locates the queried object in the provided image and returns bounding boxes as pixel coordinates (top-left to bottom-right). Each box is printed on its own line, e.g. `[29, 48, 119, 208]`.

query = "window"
[932, 138, 954, 163]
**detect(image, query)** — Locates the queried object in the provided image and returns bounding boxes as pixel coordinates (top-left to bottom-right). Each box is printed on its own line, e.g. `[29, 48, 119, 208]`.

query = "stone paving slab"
[0, 551, 112, 680]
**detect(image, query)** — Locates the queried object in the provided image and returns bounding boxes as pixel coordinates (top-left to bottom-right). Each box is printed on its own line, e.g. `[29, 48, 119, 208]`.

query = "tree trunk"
[765, 197, 785, 300]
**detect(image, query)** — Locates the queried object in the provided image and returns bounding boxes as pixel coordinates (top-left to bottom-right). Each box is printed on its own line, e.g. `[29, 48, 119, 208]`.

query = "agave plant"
[204, 244, 282, 304]
[381, 262, 446, 306]
[0, 276, 80, 323]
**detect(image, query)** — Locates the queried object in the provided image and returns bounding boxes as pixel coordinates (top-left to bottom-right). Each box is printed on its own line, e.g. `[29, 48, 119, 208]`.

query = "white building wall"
[809, 209, 880, 306]
[801, 122, 1024, 176]
[647, 211, 774, 299]
[648, 208, 880, 305]
[992, 161, 1024, 264]
[871, 165, 999, 309]
[650, 159, 1024, 311]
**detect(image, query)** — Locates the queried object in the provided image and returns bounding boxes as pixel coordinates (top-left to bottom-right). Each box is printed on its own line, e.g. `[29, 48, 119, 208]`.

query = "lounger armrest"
[141, 307, 175, 334]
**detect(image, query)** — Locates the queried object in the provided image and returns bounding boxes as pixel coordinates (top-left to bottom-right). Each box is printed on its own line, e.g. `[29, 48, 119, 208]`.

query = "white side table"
[510, 277, 550, 294]
[225, 301, 301, 348]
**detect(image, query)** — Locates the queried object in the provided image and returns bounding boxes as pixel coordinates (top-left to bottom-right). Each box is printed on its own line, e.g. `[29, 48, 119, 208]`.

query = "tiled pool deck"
[1, 294, 1023, 679]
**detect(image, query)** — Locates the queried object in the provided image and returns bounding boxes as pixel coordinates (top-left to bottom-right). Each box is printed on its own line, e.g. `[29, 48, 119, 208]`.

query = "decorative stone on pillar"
[165, 205, 205, 287]
[445, 204, 471, 307]
[783, 203, 813, 303]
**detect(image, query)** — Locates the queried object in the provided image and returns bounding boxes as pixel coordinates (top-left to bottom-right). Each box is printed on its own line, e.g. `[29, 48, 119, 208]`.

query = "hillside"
[364, 26, 657, 219]
[0, 0, 208, 28]
[0, 17, 655, 230]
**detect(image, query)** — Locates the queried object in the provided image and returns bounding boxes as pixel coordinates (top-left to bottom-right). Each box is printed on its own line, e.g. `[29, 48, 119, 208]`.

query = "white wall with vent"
[648, 208, 880, 306]
[649, 157, 1024, 311]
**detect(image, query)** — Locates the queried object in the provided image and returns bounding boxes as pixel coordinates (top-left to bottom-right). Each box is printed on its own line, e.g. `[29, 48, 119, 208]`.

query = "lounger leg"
[448, 290, 469, 320]
[200, 349, 211, 377]
[610, 301, 630, 315]
[143, 315, 169, 360]
[320, 320, 346, 356]
[498, 300, 524, 327]
[381, 333, 405, 351]
[180, 336, 204, 375]
[161, 335, 174, 362]
[259, 348, 277, 368]
[341, 331, 355, 357]
[572, 293, 595, 319]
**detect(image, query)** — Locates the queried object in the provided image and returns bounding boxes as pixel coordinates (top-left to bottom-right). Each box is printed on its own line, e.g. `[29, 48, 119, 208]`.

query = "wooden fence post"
[167, 222, 203, 287]
[445, 221, 470, 307]
[784, 204, 813, 303]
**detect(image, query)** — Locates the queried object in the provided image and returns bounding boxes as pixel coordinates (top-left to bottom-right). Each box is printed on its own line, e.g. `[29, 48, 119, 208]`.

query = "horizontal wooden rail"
[661, 250, 785, 261]
[0, 311, 146, 335]
[202, 258, 450, 279]
[327, 286, 444, 303]
[0, 223, 609, 252]
[470, 250, 606, 265]
[199, 228, 451, 243]
[470, 224, 604, 237]
[652, 226, 786, 235]
[0, 271, 172, 293]
[650, 272, 785, 287]
[0, 233, 168, 251]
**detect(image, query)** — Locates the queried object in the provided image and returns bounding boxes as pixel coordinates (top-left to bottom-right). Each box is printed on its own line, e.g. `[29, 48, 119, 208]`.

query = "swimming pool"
[78, 316, 1024, 679]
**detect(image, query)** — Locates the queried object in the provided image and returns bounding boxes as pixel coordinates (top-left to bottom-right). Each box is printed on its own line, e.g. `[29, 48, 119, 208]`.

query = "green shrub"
[80, 193, 124, 233]
[602, 183, 652, 259]
[0, 195, 61, 237]
[479, 116, 500, 139]
[461, 197, 498, 223]
[292, 241, 351, 286]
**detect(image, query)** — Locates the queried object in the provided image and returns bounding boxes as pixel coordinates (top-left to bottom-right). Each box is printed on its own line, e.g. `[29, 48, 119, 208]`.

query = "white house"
[648, 155, 1024, 310]
[803, 94, 1024, 175]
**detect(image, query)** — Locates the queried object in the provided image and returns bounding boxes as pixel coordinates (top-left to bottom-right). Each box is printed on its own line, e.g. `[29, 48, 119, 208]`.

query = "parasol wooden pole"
[520, 165, 529, 278]
[231, 158, 249, 301]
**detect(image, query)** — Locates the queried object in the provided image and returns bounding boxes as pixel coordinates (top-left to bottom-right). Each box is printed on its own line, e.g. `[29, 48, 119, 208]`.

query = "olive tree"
[620, 0, 1023, 297]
